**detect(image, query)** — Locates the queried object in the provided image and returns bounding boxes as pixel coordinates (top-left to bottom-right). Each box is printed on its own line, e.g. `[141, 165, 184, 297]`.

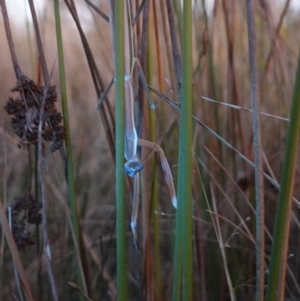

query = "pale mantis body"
[104, 0, 177, 244]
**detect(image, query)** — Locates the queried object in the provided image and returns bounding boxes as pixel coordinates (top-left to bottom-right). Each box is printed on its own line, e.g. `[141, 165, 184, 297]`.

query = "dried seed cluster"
[6, 194, 42, 252]
[4, 76, 65, 152]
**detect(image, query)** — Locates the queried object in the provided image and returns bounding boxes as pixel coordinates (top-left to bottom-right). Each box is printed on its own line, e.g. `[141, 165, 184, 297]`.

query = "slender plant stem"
[166, 0, 181, 93]
[180, 2, 193, 298]
[53, 0, 87, 295]
[136, 0, 150, 141]
[66, 0, 116, 162]
[160, 0, 176, 90]
[38, 77, 58, 301]
[27, 0, 49, 84]
[245, 1, 265, 300]
[261, 0, 291, 87]
[113, 0, 128, 300]
[173, 1, 193, 300]
[265, 38, 300, 301]
[0, 0, 23, 79]
[147, 14, 162, 300]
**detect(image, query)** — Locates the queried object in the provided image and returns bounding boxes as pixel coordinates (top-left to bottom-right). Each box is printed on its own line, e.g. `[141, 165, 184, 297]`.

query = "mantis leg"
[129, 139, 177, 250]
[138, 139, 177, 209]
[131, 172, 140, 251]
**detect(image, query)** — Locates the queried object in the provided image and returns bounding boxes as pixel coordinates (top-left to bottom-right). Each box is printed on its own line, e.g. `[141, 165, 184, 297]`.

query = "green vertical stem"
[173, 0, 193, 300]
[168, 0, 182, 297]
[53, 0, 87, 295]
[245, 1, 265, 300]
[114, 0, 128, 300]
[265, 45, 300, 301]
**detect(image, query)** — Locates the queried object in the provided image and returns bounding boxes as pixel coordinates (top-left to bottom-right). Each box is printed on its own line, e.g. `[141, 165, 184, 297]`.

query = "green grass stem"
[53, 0, 87, 295]
[113, 1, 128, 300]
[172, 1, 193, 300]
[265, 44, 300, 301]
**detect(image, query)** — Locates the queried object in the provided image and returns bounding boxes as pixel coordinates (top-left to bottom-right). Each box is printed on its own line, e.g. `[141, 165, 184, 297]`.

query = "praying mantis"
[94, 0, 177, 245]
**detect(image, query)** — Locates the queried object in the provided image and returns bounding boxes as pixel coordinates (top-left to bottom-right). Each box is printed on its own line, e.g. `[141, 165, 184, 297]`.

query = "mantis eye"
[124, 159, 143, 177]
